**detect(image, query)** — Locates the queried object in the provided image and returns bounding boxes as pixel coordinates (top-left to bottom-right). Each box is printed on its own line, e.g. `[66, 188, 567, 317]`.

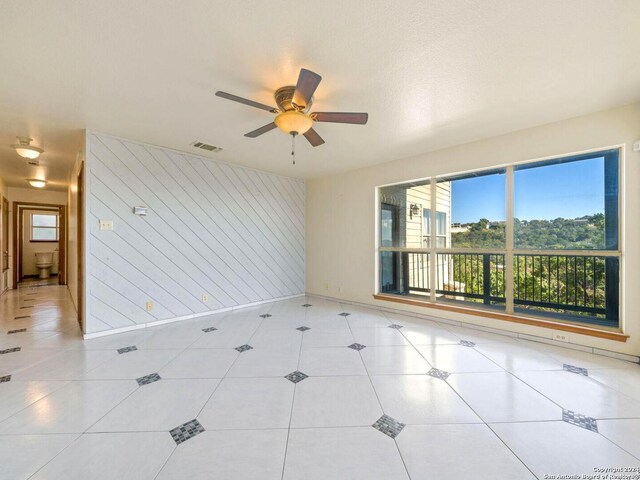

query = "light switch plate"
[99, 220, 114, 231]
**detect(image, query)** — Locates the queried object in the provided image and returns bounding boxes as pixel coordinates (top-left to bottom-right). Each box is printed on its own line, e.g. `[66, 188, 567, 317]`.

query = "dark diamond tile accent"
[117, 346, 138, 354]
[459, 340, 476, 347]
[136, 373, 161, 386]
[301, 304, 312, 307]
[339, 312, 351, 316]
[296, 326, 310, 332]
[427, 368, 451, 380]
[8, 328, 27, 334]
[14, 315, 31, 319]
[201, 326, 218, 333]
[235, 344, 253, 353]
[388, 324, 403, 329]
[285, 371, 308, 383]
[348, 343, 366, 351]
[259, 314, 272, 318]
[373, 414, 405, 439]
[170, 419, 205, 445]
[0, 375, 11, 383]
[563, 364, 588, 376]
[0, 347, 21, 355]
[563, 409, 598, 432]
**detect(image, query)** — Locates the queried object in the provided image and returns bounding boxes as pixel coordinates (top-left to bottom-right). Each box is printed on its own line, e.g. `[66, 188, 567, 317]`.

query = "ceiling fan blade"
[215, 91, 278, 113]
[314, 112, 368, 124]
[244, 122, 277, 138]
[303, 128, 325, 147]
[292, 68, 322, 108]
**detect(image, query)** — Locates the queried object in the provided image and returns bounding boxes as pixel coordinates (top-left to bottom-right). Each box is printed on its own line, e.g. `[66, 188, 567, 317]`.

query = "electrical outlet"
[553, 331, 569, 343]
[99, 219, 114, 231]
[324, 283, 329, 291]
[146, 301, 153, 312]
[202, 294, 209, 302]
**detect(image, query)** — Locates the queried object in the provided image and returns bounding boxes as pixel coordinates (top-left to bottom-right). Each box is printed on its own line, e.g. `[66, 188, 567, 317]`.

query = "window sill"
[372, 294, 628, 343]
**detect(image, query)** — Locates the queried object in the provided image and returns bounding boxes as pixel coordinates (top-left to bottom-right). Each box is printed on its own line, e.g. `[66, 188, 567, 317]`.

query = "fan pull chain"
[291, 132, 297, 165]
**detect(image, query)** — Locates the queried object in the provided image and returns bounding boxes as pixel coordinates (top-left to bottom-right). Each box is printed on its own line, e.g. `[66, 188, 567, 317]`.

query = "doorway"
[12, 202, 66, 288]
[1, 197, 8, 292]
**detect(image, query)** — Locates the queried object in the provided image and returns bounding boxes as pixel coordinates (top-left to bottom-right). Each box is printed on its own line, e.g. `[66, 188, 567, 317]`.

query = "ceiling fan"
[215, 68, 368, 148]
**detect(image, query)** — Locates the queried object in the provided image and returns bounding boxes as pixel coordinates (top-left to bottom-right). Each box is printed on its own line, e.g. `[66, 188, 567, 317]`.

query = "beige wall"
[306, 102, 640, 356]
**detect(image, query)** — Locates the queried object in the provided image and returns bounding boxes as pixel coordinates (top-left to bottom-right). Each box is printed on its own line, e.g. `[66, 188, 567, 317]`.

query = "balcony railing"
[399, 251, 619, 327]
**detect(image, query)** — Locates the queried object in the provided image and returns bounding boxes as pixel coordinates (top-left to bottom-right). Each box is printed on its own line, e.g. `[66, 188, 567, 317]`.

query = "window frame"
[376, 148, 622, 330]
[30, 212, 60, 243]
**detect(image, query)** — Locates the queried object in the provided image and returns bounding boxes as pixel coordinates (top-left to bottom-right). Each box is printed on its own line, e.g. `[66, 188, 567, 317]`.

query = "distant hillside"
[451, 214, 605, 249]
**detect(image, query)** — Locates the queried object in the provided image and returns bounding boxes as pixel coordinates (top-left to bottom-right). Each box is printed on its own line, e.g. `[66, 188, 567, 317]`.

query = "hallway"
[1, 285, 640, 479]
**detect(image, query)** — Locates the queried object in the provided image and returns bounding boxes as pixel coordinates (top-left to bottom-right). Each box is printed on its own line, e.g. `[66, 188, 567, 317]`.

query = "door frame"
[12, 201, 67, 288]
[77, 163, 84, 328]
[1, 197, 8, 293]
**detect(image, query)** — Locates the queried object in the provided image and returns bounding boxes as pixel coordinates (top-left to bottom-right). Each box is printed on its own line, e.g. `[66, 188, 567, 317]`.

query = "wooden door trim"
[12, 201, 67, 289]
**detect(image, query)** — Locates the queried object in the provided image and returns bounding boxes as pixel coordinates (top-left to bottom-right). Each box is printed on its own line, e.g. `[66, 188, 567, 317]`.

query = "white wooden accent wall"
[85, 132, 305, 334]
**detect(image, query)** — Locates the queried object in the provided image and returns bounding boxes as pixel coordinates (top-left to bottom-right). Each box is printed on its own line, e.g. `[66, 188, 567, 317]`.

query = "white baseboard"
[83, 293, 305, 339]
[307, 293, 640, 364]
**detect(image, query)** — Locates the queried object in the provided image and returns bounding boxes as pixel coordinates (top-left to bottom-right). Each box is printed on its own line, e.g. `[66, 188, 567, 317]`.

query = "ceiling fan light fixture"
[11, 137, 43, 159]
[28, 178, 47, 188]
[274, 110, 314, 135]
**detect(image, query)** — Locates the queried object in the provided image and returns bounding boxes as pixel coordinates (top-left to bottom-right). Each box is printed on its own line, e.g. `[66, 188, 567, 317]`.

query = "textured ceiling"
[1, 0, 639, 190]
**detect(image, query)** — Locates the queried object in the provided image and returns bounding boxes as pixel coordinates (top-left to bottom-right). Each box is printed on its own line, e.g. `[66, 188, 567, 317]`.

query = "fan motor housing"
[274, 86, 313, 112]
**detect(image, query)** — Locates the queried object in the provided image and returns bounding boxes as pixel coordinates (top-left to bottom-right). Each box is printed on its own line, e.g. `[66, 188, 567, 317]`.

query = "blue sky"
[451, 158, 605, 223]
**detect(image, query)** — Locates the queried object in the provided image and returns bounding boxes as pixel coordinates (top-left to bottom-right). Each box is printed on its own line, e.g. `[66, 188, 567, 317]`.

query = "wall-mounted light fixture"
[12, 137, 43, 159]
[27, 178, 47, 188]
[409, 203, 420, 220]
[133, 206, 148, 216]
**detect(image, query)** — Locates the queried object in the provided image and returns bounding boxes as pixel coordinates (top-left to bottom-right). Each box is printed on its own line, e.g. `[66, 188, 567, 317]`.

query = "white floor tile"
[416, 345, 503, 373]
[359, 346, 431, 375]
[159, 349, 239, 378]
[248, 327, 303, 349]
[226, 347, 300, 377]
[284, 427, 409, 480]
[588, 368, 640, 402]
[0, 380, 137, 433]
[82, 349, 182, 379]
[291, 376, 382, 428]
[398, 324, 461, 345]
[12, 349, 117, 380]
[300, 328, 355, 348]
[89, 379, 219, 432]
[198, 377, 294, 429]
[515, 370, 640, 419]
[298, 347, 367, 376]
[0, 434, 77, 480]
[156, 429, 288, 480]
[597, 419, 640, 459]
[30, 432, 176, 480]
[474, 342, 565, 372]
[371, 374, 481, 425]
[397, 424, 535, 480]
[0, 380, 69, 422]
[350, 327, 410, 346]
[448, 372, 562, 422]
[492, 421, 640, 478]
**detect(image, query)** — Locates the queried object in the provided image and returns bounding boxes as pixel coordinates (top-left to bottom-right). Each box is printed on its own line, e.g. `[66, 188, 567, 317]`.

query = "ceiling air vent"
[191, 141, 223, 153]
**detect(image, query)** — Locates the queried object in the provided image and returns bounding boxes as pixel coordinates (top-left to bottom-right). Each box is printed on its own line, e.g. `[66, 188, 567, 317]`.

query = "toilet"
[35, 252, 54, 279]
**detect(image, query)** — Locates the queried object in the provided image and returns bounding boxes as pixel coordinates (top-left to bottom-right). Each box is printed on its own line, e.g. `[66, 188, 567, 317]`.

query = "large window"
[377, 149, 620, 328]
[31, 213, 59, 242]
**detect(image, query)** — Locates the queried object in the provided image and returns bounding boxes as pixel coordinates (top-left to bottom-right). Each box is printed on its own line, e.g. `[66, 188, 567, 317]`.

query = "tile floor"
[1, 285, 640, 479]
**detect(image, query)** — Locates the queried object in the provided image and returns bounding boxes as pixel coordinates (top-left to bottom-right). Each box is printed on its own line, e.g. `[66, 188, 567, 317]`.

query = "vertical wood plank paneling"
[86, 132, 305, 334]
